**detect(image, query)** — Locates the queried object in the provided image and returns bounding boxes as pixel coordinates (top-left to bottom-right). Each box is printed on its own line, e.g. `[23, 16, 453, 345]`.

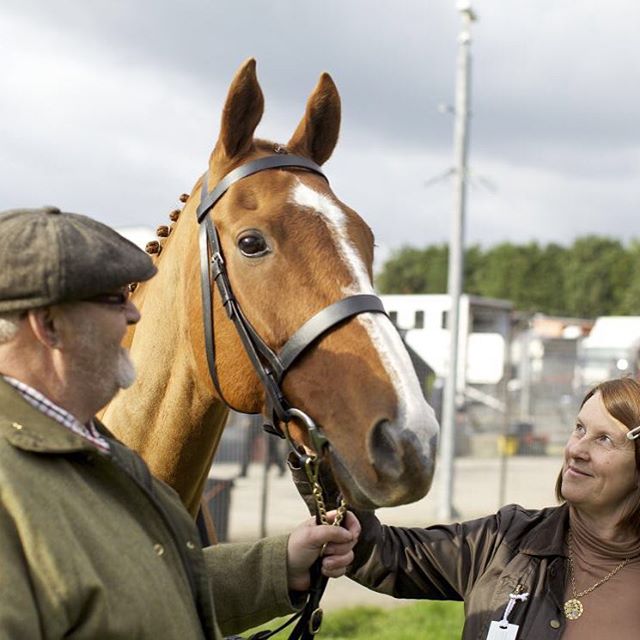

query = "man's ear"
[27, 307, 62, 349]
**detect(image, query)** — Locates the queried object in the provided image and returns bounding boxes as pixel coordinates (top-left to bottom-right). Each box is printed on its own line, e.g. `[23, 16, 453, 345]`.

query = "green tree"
[563, 236, 632, 317]
[376, 245, 448, 293]
[527, 242, 567, 315]
[464, 244, 484, 295]
[473, 242, 541, 310]
[616, 240, 640, 315]
[376, 236, 635, 318]
[376, 244, 483, 295]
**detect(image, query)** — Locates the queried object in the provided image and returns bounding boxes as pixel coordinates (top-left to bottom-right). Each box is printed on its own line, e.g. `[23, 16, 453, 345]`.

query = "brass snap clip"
[308, 607, 323, 635]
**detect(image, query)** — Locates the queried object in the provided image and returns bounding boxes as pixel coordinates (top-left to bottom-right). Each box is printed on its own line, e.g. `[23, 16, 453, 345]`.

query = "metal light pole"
[438, 2, 476, 521]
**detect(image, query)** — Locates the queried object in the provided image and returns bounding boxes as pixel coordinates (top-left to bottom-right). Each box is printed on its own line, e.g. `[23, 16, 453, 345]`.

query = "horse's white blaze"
[291, 180, 372, 294]
[291, 181, 437, 442]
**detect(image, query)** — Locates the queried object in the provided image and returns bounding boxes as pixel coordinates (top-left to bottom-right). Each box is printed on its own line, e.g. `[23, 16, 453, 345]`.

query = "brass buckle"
[308, 608, 323, 635]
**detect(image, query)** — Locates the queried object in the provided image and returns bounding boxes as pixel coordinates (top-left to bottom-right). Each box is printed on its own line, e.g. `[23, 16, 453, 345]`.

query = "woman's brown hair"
[555, 377, 640, 535]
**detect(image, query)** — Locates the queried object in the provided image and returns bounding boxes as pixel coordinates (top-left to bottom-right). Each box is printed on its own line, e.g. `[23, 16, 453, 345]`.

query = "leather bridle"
[196, 152, 387, 639]
[196, 153, 387, 458]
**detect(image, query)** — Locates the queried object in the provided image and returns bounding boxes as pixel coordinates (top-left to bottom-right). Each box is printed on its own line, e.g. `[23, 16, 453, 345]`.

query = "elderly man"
[0, 207, 359, 639]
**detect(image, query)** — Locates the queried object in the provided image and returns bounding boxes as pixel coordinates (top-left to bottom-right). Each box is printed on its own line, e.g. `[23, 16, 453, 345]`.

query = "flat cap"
[0, 207, 157, 312]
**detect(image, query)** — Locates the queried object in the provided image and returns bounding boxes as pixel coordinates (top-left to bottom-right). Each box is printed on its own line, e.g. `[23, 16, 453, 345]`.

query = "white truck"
[574, 316, 640, 394]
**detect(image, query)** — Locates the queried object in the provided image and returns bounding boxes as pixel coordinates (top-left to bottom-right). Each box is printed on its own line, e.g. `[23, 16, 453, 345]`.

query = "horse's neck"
[102, 222, 228, 515]
[103, 324, 227, 513]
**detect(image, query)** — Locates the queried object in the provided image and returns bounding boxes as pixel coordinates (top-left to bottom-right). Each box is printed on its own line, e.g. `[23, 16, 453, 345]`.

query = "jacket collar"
[519, 503, 570, 557]
[0, 377, 107, 454]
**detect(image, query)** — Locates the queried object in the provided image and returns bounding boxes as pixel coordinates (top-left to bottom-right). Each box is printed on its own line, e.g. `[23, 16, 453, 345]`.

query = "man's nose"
[125, 300, 141, 325]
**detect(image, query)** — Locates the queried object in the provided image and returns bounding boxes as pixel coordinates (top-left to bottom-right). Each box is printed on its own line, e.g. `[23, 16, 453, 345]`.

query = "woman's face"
[561, 392, 638, 518]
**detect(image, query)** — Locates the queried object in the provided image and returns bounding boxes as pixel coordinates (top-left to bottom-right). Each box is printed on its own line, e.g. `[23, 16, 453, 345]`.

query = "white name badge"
[486, 589, 528, 640]
[486, 621, 519, 640]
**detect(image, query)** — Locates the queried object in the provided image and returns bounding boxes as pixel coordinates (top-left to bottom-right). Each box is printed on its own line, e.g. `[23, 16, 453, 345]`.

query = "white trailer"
[380, 294, 512, 415]
[574, 316, 640, 393]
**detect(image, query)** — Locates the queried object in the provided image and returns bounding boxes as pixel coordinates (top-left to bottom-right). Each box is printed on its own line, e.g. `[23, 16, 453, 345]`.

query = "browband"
[197, 154, 326, 222]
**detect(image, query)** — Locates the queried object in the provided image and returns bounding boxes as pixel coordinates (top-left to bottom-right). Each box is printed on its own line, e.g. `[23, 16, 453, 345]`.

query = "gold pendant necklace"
[564, 530, 629, 621]
[563, 598, 583, 621]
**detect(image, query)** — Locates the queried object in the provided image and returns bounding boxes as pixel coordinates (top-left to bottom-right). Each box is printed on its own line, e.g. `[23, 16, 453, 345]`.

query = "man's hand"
[286, 511, 361, 592]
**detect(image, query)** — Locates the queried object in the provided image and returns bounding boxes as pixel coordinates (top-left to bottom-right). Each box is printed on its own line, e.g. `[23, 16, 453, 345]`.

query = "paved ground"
[211, 455, 563, 611]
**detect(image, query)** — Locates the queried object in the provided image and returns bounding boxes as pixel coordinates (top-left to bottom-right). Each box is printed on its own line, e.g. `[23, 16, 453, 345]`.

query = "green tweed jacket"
[0, 378, 296, 639]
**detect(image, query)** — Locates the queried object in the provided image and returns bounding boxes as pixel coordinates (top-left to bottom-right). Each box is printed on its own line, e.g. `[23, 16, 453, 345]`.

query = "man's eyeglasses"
[83, 289, 130, 307]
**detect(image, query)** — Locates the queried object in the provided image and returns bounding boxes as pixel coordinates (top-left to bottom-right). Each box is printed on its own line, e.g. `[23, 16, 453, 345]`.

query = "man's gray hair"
[0, 312, 22, 344]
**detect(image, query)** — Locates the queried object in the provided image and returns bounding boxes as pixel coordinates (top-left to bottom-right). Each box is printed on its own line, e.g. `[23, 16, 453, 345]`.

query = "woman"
[294, 377, 640, 639]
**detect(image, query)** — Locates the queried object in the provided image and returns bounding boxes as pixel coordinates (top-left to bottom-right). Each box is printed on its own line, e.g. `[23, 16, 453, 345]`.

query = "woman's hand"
[286, 511, 361, 592]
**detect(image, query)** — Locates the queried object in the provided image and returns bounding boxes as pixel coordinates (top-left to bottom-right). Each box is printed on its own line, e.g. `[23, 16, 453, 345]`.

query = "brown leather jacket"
[350, 504, 570, 639]
[291, 463, 570, 639]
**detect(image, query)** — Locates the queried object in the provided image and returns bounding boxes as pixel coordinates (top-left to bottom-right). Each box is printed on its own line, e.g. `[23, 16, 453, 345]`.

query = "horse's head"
[171, 59, 439, 509]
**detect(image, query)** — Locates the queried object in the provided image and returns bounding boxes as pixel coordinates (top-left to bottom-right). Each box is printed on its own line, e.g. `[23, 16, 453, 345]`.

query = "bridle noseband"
[196, 153, 387, 460]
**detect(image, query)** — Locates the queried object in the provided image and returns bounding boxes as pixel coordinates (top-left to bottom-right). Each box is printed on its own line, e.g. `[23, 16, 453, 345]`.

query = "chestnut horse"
[101, 59, 439, 516]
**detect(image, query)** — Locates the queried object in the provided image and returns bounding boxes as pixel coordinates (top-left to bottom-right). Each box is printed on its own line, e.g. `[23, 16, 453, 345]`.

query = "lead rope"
[303, 452, 348, 529]
[239, 453, 347, 640]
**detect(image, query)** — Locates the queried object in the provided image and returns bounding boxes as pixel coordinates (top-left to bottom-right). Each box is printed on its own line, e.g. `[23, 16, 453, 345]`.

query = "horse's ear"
[287, 73, 341, 166]
[216, 58, 264, 160]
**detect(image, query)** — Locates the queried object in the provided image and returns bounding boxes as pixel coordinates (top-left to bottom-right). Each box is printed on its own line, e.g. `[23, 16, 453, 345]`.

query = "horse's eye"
[238, 232, 269, 257]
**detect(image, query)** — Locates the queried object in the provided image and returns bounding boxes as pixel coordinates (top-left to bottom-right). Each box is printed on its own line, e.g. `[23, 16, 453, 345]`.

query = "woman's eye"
[238, 233, 268, 257]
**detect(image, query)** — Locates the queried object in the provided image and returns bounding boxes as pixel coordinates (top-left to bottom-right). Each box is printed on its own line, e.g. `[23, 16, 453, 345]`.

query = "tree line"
[375, 236, 640, 318]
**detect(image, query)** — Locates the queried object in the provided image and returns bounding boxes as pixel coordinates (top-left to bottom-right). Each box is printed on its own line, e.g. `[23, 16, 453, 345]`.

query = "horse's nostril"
[368, 419, 404, 480]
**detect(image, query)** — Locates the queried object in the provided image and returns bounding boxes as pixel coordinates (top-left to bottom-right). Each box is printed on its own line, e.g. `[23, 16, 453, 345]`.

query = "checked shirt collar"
[2, 375, 110, 453]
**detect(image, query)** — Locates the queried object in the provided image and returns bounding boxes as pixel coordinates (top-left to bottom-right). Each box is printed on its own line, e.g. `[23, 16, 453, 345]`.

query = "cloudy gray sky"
[1, 1, 638, 265]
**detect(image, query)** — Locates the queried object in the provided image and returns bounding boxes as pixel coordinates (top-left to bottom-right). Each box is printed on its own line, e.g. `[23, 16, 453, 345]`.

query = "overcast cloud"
[1, 0, 638, 265]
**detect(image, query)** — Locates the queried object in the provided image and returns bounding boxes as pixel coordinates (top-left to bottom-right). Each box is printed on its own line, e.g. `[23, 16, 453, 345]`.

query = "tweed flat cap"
[0, 207, 157, 312]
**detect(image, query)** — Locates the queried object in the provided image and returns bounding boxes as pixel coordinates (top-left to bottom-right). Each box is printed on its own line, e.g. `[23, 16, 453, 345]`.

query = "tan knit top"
[562, 508, 640, 639]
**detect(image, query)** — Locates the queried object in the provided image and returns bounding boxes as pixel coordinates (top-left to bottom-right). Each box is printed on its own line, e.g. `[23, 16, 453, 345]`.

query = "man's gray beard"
[116, 348, 136, 390]
[68, 330, 136, 407]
